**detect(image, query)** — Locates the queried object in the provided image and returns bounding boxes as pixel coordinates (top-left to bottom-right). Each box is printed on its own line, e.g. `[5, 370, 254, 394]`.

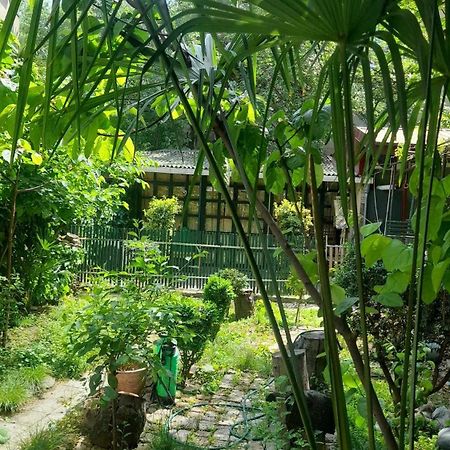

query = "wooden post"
[272, 348, 309, 390]
[294, 330, 326, 387]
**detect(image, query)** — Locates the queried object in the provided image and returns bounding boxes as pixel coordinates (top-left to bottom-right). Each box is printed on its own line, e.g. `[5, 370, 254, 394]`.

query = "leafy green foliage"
[216, 268, 249, 296]
[125, 235, 171, 280]
[0, 275, 24, 339]
[18, 240, 84, 307]
[203, 275, 236, 321]
[273, 199, 313, 238]
[69, 282, 157, 399]
[153, 292, 217, 383]
[0, 296, 91, 391]
[2, 1, 450, 448]
[144, 197, 182, 233]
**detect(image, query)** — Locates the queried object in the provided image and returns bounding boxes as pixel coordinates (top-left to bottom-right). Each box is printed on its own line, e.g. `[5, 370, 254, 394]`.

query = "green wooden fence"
[70, 225, 306, 294]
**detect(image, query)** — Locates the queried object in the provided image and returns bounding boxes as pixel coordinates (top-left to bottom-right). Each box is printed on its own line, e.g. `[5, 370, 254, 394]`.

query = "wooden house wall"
[142, 172, 341, 243]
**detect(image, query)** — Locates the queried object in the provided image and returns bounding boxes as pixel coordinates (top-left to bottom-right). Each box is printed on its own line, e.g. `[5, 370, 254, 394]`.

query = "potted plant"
[69, 281, 157, 449]
[69, 282, 155, 398]
[216, 269, 253, 320]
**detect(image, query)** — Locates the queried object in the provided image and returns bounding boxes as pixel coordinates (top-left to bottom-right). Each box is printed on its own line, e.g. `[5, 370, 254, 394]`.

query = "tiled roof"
[323, 154, 338, 177]
[142, 149, 338, 178]
[142, 149, 208, 171]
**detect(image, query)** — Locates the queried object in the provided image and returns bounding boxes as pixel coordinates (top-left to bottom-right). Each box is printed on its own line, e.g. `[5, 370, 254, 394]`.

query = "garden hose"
[164, 379, 274, 449]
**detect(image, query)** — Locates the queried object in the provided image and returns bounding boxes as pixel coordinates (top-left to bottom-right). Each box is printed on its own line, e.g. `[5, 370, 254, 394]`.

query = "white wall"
[0, 0, 9, 21]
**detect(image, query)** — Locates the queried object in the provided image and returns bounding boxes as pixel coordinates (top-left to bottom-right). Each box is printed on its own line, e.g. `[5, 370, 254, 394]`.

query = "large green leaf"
[360, 222, 382, 238]
[330, 283, 346, 305]
[431, 258, 450, 293]
[374, 271, 410, 295]
[381, 239, 413, 273]
[361, 234, 391, 267]
[263, 151, 286, 194]
[334, 296, 358, 316]
[373, 292, 404, 308]
[422, 265, 438, 304]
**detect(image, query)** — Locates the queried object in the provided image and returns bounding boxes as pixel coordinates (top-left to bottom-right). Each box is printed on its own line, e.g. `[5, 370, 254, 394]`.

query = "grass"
[146, 427, 201, 450]
[0, 366, 47, 413]
[18, 407, 83, 450]
[3, 296, 90, 379]
[19, 427, 67, 450]
[0, 296, 90, 414]
[192, 302, 321, 393]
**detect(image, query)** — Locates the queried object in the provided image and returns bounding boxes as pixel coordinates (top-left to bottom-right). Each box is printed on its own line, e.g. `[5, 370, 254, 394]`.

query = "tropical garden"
[0, 0, 450, 449]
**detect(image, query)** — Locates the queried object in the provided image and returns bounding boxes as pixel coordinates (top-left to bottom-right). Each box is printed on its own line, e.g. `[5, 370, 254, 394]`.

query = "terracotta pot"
[116, 367, 147, 395]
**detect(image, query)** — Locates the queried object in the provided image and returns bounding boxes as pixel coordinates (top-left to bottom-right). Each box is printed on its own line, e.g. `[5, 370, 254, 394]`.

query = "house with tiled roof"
[137, 149, 367, 244]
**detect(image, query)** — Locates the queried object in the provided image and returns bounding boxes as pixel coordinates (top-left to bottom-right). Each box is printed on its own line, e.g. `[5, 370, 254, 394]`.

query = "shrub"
[154, 292, 217, 383]
[17, 239, 84, 307]
[273, 198, 313, 237]
[144, 197, 181, 233]
[203, 275, 235, 322]
[216, 268, 249, 296]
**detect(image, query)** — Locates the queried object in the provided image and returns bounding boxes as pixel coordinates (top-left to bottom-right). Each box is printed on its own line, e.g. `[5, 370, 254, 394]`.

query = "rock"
[432, 407, 450, 430]
[438, 428, 450, 450]
[425, 342, 441, 363]
[82, 393, 146, 449]
[417, 402, 435, 419]
[41, 376, 56, 390]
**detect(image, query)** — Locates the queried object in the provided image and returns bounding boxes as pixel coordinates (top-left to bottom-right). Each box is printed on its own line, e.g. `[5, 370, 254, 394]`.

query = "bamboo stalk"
[132, 3, 318, 447]
[340, 44, 375, 450]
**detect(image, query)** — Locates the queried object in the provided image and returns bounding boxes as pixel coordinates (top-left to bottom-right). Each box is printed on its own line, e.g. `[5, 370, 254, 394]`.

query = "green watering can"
[154, 337, 179, 404]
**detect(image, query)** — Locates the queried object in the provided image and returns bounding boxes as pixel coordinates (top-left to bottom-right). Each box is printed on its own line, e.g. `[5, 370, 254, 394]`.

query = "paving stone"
[189, 407, 205, 414]
[170, 414, 197, 430]
[220, 374, 235, 389]
[250, 441, 266, 449]
[204, 411, 218, 421]
[198, 419, 216, 431]
[213, 425, 230, 440]
[211, 394, 232, 402]
[172, 429, 190, 443]
[229, 390, 246, 401]
[146, 409, 171, 424]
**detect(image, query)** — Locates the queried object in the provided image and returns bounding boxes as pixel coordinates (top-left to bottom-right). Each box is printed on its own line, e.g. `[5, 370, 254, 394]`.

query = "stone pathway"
[0, 378, 88, 449]
[139, 372, 270, 449]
